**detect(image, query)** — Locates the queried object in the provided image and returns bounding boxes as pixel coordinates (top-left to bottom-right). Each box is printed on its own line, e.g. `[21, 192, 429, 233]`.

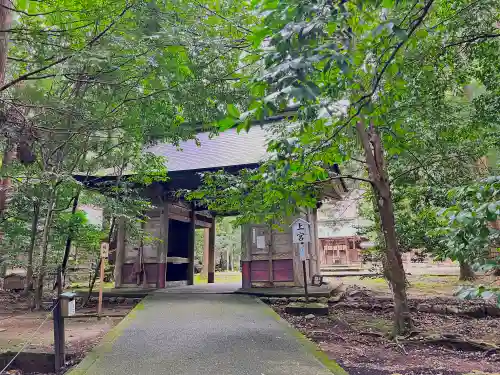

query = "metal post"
[53, 266, 65, 373]
[302, 260, 309, 303]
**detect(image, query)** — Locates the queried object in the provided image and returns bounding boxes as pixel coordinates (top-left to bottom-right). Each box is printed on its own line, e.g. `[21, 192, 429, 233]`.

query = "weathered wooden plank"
[208, 216, 216, 283]
[157, 202, 169, 288]
[114, 218, 125, 288]
[202, 227, 209, 278]
[167, 257, 189, 264]
[187, 205, 196, 285]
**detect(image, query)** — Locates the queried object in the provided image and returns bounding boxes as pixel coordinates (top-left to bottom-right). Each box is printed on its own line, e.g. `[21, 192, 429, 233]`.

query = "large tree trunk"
[34, 191, 56, 310]
[23, 202, 40, 295]
[459, 261, 475, 281]
[356, 121, 412, 336]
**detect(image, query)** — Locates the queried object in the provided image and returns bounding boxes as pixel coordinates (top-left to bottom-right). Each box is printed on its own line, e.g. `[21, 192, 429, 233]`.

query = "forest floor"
[0, 291, 139, 374]
[194, 271, 241, 284]
[331, 274, 500, 299]
[273, 274, 500, 375]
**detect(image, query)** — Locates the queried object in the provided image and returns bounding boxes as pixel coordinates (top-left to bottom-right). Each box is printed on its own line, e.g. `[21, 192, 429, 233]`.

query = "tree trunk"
[61, 191, 80, 273]
[34, 191, 56, 310]
[356, 121, 412, 336]
[0, 141, 15, 215]
[459, 261, 475, 281]
[0, 0, 11, 86]
[0, 2, 11, 216]
[23, 202, 40, 295]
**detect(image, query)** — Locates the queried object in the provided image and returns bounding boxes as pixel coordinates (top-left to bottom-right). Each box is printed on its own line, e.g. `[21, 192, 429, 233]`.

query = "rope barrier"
[0, 300, 59, 375]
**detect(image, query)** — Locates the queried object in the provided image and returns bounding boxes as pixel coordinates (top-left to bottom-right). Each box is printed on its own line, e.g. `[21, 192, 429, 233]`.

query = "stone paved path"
[70, 288, 339, 375]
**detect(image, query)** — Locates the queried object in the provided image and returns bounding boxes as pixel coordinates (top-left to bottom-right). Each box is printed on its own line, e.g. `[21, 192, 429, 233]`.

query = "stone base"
[285, 302, 329, 316]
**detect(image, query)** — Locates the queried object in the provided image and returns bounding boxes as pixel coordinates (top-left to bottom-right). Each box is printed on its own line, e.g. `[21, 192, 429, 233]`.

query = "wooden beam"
[202, 228, 209, 278]
[113, 218, 125, 288]
[167, 257, 189, 264]
[195, 219, 212, 228]
[168, 211, 212, 228]
[187, 204, 196, 285]
[208, 216, 216, 283]
[157, 202, 169, 288]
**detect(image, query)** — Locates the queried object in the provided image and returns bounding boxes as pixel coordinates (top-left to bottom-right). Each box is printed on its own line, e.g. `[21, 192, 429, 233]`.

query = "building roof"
[148, 126, 270, 172]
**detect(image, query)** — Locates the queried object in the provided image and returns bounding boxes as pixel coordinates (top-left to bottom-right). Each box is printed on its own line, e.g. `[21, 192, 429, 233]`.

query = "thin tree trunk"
[459, 261, 475, 281]
[356, 121, 412, 336]
[229, 249, 233, 271]
[0, 0, 10, 86]
[0, 142, 15, 214]
[34, 190, 56, 310]
[0, 2, 12, 217]
[61, 191, 80, 273]
[23, 202, 40, 295]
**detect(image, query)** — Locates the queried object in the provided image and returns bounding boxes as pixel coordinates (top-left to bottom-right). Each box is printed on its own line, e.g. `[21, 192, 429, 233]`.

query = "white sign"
[100, 242, 109, 258]
[299, 245, 307, 261]
[68, 300, 76, 317]
[291, 218, 311, 244]
[256, 236, 266, 249]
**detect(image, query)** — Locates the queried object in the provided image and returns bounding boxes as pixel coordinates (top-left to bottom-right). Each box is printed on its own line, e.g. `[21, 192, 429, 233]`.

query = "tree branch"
[193, 0, 252, 34]
[0, 4, 77, 16]
[444, 33, 500, 48]
[354, 0, 434, 108]
[0, 3, 133, 92]
[316, 174, 373, 185]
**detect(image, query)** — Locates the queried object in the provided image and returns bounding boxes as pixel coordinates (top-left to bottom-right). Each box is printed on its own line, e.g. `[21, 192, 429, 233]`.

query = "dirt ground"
[0, 291, 137, 374]
[272, 276, 500, 375]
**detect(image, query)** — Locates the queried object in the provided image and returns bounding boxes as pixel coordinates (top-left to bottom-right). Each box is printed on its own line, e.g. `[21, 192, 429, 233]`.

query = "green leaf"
[393, 26, 408, 41]
[227, 104, 240, 119]
[219, 117, 236, 131]
[415, 29, 428, 39]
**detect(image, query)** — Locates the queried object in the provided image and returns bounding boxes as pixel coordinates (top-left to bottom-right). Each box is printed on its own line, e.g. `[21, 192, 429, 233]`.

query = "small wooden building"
[2, 273, 26, 291]
[319, 236, 364, 265]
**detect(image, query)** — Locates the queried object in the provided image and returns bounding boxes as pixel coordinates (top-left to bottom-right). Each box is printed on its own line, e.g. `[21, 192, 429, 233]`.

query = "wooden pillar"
[344, 237, 349, 265]
[208, 216, 216, 283]
[268, 227, 273, 285]
[240, 223, 251, 288]
[202, 227, 210, 279]
[114, 218, 125, 288]
[308, 209, 320, 277]
[293, 242, 304, 287]
[157, 202, 169, 288]
[187, 205, 196, 285]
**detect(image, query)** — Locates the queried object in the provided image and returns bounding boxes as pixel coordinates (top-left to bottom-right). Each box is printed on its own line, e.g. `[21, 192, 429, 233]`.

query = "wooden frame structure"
[319, 236, 363, 265]
[113, 199, 217, 288]
[240, 209, 324, 288]
[80, 125, 347, 289]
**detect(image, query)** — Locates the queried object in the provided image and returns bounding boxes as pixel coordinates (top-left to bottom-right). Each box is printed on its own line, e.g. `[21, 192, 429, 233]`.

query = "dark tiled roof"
[147, 126, 270, 172]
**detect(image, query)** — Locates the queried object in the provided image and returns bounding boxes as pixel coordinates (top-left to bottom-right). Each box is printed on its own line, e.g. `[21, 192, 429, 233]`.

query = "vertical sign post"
[291, 219, 311, 303]
[98, 242, 109, 318]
